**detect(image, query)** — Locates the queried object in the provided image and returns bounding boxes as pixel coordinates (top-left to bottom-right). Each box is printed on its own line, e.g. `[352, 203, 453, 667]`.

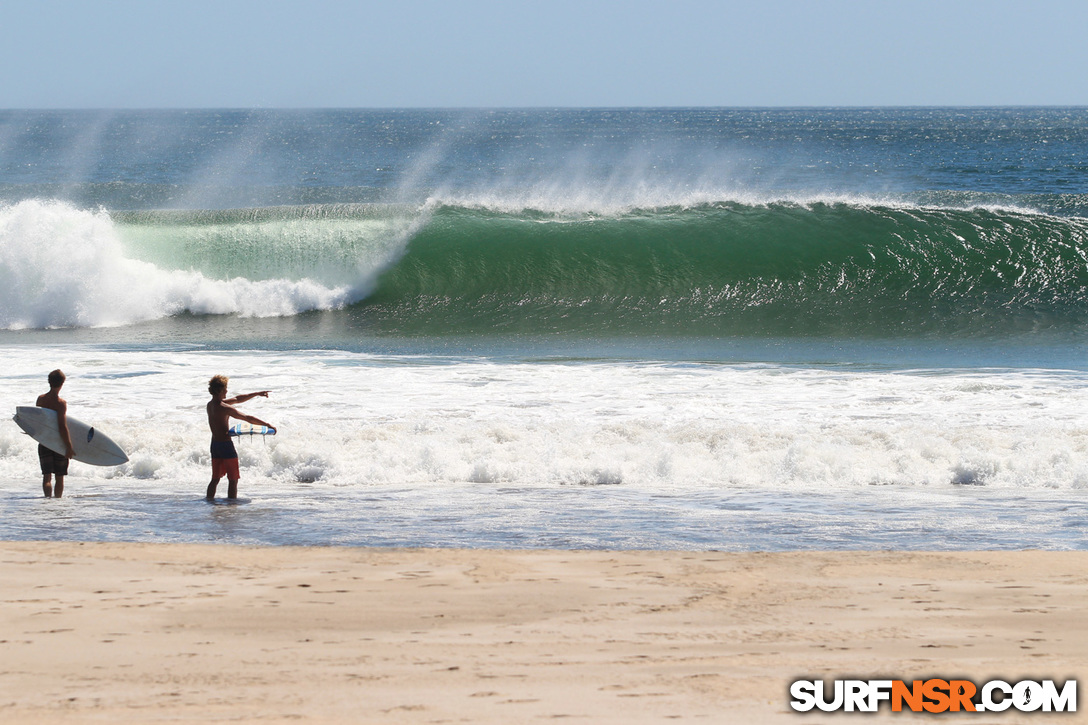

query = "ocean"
[1, 107, 1087, 549]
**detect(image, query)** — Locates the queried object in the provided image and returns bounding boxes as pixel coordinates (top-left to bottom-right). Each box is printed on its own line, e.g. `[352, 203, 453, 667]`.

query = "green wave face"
[357, 202, 1088, 336]
[110, 201, 1088, 338]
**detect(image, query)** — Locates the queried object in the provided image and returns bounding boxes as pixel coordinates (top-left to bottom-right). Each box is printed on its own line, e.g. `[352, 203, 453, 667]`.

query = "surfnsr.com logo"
[790, 679, 1077, 713]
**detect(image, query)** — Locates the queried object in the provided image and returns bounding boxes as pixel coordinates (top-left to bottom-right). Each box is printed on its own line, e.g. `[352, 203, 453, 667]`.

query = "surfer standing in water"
[36, 369, 75, 498]
[205, 375, 275, 500]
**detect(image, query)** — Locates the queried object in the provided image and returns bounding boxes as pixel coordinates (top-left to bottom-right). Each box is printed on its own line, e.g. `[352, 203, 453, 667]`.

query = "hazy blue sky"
[4, 0, 1087, 108]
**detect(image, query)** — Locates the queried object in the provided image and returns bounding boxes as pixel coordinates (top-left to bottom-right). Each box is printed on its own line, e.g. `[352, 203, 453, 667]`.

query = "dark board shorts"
[210, 439, 238, 459]
[210, 439, 240, 480]
[38, 444, 69, 476]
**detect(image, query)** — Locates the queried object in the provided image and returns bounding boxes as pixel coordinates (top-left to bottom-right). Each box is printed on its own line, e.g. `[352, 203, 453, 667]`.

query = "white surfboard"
[229, 423, 276, 437]
[13, 406, 129, 467]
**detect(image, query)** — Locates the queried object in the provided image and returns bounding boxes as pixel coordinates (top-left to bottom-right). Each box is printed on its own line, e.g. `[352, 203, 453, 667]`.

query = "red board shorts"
[210, 439, 239, 479]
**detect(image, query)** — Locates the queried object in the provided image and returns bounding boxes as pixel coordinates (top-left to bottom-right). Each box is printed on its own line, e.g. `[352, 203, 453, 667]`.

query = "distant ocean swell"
[3, 197, 1088, 335]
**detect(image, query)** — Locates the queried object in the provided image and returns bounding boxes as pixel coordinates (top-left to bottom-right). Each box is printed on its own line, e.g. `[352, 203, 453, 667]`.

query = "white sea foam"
[0, 200, 409, 329]
[2, 347, 1086, 494]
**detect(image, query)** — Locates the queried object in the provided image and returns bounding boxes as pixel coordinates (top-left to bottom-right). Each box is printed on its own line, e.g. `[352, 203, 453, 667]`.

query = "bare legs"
[42, 474, 64, 498]
[206, 477, 239, 500]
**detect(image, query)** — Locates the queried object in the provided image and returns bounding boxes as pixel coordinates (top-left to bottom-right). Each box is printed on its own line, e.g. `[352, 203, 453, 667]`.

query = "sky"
[3, 0, 1087, 109]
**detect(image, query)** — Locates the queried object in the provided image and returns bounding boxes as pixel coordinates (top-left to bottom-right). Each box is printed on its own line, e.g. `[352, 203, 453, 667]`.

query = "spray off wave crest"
[0, 200, 419, 329]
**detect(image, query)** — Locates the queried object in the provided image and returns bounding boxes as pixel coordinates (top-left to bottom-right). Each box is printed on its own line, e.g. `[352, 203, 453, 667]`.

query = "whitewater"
[1, 107, 1087, 549]
[2, 344, 1086, 548]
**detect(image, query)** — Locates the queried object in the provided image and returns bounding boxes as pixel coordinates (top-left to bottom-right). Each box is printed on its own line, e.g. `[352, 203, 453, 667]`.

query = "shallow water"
[4, 480, 1086, 550]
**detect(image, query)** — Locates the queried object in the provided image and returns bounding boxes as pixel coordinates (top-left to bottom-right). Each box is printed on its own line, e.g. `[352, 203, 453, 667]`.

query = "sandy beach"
[0, 543, 1083, 723]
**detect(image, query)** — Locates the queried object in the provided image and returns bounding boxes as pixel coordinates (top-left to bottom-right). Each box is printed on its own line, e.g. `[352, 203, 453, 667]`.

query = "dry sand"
[0, 543, 1084, 723]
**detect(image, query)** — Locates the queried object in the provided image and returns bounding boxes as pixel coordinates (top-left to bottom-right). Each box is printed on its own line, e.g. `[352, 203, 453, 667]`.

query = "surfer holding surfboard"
[205, 375, 275, 500]
[35, 369, 75, 498]
[13, 371, 129, 497]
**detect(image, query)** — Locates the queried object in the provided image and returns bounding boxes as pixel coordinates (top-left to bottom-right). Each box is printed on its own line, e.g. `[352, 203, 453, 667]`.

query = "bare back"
[37, 387, 74, 459]
[206, 398, 236, 442]
[36, 390, 67, 416]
